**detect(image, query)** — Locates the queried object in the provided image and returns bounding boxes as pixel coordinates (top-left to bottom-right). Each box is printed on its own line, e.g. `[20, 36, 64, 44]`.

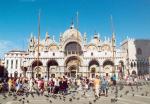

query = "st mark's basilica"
[4, 23, 150, 79]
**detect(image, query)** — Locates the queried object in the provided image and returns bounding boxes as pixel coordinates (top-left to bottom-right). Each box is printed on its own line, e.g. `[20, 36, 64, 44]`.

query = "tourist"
[100, 76, 109, 97]
[93, 75, 100, 97]
[48, 78, 55, 93]
[54, 77, 60, 94]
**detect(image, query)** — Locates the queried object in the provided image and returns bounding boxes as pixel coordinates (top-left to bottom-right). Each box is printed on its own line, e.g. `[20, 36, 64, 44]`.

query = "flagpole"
[37, 9, 41, 79]
[110, 15, 115, 76]
[76, 11, 79, 78]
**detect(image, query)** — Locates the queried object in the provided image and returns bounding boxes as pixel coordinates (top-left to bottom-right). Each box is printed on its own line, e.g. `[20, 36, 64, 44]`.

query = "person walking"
[100, 76, 109, 97]
[93, 75, 100, 98]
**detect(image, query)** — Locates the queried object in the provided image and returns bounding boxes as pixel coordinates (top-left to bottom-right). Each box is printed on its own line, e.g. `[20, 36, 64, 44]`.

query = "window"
[16, 60, 18, 69]
[137, 48, 142, 55]
[11, 60, 13, 69]
[6, 60, 9, 68]
[91, 52, 93, 56]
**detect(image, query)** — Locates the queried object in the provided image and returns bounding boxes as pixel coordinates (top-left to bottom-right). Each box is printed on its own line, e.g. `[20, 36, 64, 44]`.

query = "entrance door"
[69, 65, 77, 78]
[36, 74, 41, 78]
[35, 67, 42, 79]
[70, 70, 76, 78]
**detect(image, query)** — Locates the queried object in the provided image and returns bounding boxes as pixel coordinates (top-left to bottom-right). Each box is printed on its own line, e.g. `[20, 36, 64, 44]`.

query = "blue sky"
[0, 0, 150, 58]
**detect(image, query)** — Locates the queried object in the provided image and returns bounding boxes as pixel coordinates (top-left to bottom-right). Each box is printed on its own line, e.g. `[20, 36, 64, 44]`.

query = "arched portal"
[103, 60, 114, 76]
[132, 70, 136, 75]
[47, 60, 58, 78]
[31, 60, 43, 78]
[88, 60, 99, 78]
[65, 56, 81, 78]
[68, 65, 77, 78]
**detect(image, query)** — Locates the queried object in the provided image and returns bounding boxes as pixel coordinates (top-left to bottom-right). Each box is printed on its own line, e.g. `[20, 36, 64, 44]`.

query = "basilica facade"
[4, 24, 150, 79]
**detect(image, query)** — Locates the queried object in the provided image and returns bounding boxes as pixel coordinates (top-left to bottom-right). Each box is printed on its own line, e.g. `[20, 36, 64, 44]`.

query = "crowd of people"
[0, 73, 149, 98]
[0, 75, 113, 97]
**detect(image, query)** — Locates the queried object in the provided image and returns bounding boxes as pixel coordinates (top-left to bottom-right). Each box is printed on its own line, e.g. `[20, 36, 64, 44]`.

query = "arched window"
[137, 48, 142, 55]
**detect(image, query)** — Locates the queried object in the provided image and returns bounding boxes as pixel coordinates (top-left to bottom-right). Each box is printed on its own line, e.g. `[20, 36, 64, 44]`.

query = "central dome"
[62, 24, 82, 41]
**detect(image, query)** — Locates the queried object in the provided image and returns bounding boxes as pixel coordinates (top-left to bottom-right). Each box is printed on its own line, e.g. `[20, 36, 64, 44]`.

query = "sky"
[0, 0, 150, 58]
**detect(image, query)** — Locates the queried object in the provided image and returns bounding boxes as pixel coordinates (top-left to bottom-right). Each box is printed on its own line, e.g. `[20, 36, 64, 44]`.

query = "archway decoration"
[31, 60, 43, 78]
[65, 56, 81, 78]
[88, 59, 99, 78]
[47, 60, 59, 78]
[103, 60, 114, 76]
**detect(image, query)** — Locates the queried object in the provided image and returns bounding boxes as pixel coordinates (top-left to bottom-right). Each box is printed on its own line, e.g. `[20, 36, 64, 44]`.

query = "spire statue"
[70, 18, 74, 29]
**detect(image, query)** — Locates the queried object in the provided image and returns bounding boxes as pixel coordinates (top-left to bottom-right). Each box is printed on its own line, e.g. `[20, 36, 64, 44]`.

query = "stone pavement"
[0, 81, 150, 104]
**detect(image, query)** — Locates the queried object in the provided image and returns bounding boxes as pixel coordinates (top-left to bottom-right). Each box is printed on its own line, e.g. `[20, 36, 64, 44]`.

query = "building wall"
[121, 39, 150, 75]
[4, 26, 150, 78]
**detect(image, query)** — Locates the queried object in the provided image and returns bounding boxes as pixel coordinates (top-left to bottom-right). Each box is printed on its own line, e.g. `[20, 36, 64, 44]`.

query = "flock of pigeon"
[0, 80, 150, 104]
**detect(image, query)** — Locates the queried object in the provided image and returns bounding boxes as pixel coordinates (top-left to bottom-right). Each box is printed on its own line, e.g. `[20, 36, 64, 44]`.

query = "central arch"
[103, 60, 114, 76]
[46, 60, 59, 78]
[65, 56, 81, 78]
[31, 60, 43, 78]
[88, 60, 99, 78]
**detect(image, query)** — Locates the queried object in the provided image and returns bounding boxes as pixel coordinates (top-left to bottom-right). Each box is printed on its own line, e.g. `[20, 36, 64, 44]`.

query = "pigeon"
[2, 94, 7, 99]
[18, 98, 22, 102]
[120, 94, 123, 97]
[13, 96, 17, 100]
[76, 97, 80, 100]
[141, 93, 144, 96]
[27, 100, 29, 103]
[44, 94, 49, 98]
[125, 90, 129, 95]
[8, 92, 13, 96]
[132, 93, 134, 97]
[31, 93, 34, 98]
[22, 100, 25, 104]
[93, 99, 96, 103]
[140, 88, 142, 90]
[69, 98, 72, 102]
[111, 98, 118, 103]
[89, 101, 92, 104]
[49, 100, 52, 103]
[25, 93, 29, 97]
[145, 91, 149, 96]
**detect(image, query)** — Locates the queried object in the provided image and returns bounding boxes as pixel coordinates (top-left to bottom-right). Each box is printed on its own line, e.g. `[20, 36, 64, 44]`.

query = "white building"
[121, 39, 150, 76]
[4, 24, 150, 79]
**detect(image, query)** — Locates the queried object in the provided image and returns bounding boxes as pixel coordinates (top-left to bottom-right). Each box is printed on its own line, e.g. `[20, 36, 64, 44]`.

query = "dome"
[62, 24, 82, 41]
